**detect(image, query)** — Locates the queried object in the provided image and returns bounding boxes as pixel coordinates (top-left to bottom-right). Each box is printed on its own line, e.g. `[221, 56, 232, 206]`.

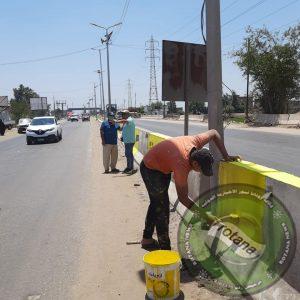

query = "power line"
[0, 47, 94, 66]
[179, 0, 268, 41]
[273, 18, 300, 31]
[222, 18, 300, 51]
[222, 0, 268, 27]
[164, 15, 199, 38]
[112, 0, 131, 42]
[111, 43, 144, 50]
[223, 0, 300, 39]
[222, 0, 240, 13]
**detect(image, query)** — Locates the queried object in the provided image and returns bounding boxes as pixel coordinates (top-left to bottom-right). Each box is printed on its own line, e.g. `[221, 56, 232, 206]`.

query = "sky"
[0, 0, 299, 109]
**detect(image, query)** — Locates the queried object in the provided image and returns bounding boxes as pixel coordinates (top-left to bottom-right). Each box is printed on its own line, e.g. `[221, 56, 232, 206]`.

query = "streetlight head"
[90, 23, 105, 30]
[108, 22, 122, 30]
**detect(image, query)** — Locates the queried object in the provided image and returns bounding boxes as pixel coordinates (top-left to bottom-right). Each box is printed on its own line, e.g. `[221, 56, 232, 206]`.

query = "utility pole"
[92, 47, 106, 116]
[128, 79, 132, 108]
[53, 96, 55, 117]
[206, 0, 223, 188]
[245, 38, 250, 122]
[97, 69, 105, 117]
[135, 92, 137, 109]
[90, 22, 122, 113]
[145, 35, 159, 107]
[56, 100, 67, 118]
[93, 83, 98, 115]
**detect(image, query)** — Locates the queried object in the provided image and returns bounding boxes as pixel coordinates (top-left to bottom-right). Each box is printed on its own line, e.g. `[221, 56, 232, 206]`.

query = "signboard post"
[162, 40, 207, 135]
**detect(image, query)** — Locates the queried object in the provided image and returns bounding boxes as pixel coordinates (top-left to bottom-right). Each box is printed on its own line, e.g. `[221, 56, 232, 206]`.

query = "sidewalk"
[70, 120, 221, 300]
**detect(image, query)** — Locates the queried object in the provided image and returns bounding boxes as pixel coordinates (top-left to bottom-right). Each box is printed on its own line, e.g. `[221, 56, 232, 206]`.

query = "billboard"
[162, 40, 207, 102]
[30, 97, 47, 110]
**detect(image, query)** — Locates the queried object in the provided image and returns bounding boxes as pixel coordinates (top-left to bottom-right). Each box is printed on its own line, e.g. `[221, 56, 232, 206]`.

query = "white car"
[17, 118, 31, 133]
[26, 116, 62, 145]
[70, 114, 79, 122]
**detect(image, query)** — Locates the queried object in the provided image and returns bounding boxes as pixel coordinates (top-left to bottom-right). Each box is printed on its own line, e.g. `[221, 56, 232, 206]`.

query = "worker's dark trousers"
[140, 160, 171, 250]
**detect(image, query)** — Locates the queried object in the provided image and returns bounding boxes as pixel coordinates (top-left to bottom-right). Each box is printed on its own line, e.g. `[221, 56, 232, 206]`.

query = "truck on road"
[0, 96, 15, 129]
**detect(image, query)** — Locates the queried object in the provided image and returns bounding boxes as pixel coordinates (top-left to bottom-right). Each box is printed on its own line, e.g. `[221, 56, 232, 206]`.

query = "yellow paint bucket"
[143, 250, 181, 300]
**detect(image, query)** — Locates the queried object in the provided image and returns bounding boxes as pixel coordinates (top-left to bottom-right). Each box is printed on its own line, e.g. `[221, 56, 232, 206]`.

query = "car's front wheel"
[26, 136, 32, 145]
[55, 132, 60, 142]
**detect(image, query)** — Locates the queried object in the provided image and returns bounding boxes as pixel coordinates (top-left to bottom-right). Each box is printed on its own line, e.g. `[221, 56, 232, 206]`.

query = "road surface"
[135, 119, 300, 177]
[0, 121, 93, 299]
[0, 120, 164, 300]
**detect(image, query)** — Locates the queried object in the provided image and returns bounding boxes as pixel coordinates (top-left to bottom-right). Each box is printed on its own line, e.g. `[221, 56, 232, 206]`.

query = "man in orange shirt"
[140, 129, 239, 250]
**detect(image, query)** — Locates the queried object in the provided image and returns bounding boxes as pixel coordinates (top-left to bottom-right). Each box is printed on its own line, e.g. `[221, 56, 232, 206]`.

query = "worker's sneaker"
[111, 168, 120, 173]
[126, 169, 137, 175]
[122, 168, 130, 173]
[104, 170, 110, 174]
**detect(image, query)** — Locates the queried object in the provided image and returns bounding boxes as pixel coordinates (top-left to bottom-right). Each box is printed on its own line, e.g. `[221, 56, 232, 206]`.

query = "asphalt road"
[0, 121, 93, 299]
[135, 119, 300, 177]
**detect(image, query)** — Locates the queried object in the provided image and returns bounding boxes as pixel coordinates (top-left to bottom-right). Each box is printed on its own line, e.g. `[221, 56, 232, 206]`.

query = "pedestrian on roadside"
[117, 110, 136, 175]
[100, 112, 120, 174]
[0, 119, 6, 136]
[140, 129, 240, 251]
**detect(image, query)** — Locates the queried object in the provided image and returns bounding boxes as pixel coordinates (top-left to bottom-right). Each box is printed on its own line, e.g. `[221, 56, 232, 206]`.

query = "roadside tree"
[232, 24, 300, 114]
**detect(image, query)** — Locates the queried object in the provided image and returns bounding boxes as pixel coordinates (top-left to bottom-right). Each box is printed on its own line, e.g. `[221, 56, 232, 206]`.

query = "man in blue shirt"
[118, 110, 136, 174]
[100, 113, 120, 173]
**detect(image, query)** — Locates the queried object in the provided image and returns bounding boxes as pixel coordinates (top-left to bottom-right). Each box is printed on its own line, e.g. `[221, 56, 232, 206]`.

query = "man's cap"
[191, 148, 214, 177]
[122, 109, 130, 113]
[107, 112, 115, 118]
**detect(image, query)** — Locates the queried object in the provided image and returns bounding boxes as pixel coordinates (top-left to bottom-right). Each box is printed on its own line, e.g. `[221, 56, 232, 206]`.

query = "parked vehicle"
[70, 114, 79, 122]
[17, 118, 31, 133]
[0, 109, 15, 130]
[26, 116, 62, 145]
[82, 113, 90, 121]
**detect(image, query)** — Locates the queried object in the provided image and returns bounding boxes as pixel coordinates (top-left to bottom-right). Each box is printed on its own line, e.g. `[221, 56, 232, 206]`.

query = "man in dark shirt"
[100, 113, 120, 173]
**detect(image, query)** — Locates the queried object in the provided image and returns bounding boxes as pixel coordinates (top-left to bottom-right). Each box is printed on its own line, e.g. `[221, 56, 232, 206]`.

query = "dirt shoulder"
[71, 120, 149, 299]
[0, 128, 21, 142]
[71, 119, 222, 300]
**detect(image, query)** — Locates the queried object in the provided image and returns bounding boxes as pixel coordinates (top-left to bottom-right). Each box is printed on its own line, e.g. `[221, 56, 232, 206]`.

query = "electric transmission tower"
[145, 35, 159, 106]
[127, 79, 132, 108]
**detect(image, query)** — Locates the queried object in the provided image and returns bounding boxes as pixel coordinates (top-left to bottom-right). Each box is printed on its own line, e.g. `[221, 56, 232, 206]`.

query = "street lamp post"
[97, 69, 105, 117]
[93, 83, 98, 116]
[91, 47, 106, 117]
[90, 22, 122, 113]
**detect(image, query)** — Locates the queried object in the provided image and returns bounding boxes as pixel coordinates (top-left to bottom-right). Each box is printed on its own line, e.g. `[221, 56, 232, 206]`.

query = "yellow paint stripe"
[225, 161, 300, 189]
[219, 161, 266, 190]
[135, 127, 300, 189]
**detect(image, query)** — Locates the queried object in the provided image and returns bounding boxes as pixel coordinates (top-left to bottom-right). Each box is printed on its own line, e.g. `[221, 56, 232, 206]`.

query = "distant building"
[0, 96, 15, 128]
[0, 96, 9, 108]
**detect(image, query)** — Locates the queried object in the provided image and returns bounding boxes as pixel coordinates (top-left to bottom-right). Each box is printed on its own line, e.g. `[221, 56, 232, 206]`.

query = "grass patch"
[230, 116, 245, 123]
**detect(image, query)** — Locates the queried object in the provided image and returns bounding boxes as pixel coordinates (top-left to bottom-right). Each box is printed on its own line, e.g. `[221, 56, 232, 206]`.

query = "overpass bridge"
[67, 107, 102, 112]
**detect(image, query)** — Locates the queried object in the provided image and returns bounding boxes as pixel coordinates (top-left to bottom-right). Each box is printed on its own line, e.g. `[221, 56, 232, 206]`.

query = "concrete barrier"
[134, 127, 300, 297]
[254, 113, 300, 126]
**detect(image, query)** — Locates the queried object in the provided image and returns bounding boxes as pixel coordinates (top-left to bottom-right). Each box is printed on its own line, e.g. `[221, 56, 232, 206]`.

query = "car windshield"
[31, 118, 55, 125]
